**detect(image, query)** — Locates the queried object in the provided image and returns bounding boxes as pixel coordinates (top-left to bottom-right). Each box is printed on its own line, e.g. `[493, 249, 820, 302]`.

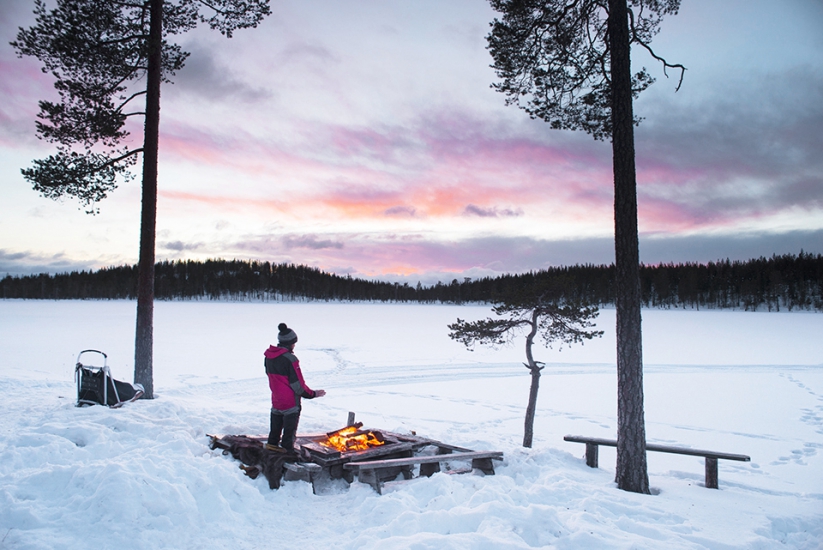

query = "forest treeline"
[1, 252, 822, 311]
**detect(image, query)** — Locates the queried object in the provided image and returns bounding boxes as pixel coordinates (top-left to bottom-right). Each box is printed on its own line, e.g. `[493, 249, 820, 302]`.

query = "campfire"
[209, 412, 503, 495]
[320, 422, 385, 453]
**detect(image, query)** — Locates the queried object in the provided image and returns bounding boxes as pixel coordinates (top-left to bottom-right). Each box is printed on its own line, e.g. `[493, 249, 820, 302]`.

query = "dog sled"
[75, 349, 144, 408]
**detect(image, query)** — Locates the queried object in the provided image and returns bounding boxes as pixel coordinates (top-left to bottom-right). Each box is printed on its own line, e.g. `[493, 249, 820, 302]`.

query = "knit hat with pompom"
[277, 323, 298, 346]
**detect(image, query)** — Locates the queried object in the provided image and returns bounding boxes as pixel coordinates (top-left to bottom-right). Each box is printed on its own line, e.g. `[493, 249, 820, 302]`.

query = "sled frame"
[75, 349, 122, 408]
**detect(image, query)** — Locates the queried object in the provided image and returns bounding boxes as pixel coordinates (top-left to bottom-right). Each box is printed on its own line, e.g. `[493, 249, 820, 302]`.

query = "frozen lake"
[1, 300, 821, 549]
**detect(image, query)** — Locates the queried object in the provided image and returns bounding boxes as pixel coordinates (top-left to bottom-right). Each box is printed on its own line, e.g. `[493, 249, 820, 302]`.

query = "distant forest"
[2, 252, 822, 312]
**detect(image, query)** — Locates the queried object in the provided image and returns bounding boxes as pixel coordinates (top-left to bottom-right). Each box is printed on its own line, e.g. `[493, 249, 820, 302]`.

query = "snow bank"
[0, 300, 821, 549]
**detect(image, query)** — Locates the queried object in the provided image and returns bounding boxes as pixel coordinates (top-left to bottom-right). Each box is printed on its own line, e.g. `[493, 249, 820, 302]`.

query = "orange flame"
[321, 424, 385, 453]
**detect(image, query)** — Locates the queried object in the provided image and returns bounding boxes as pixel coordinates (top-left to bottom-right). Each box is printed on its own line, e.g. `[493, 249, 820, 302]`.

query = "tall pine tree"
[13, 0, 271, 398]
[486, 0, 684, 493]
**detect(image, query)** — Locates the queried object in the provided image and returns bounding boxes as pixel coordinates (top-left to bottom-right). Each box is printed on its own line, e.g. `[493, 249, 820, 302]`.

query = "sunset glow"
[1, 0, 821, 282]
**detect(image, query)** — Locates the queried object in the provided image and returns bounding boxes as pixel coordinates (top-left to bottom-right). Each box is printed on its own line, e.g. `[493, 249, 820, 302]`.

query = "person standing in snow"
[264, 323, 325, 452]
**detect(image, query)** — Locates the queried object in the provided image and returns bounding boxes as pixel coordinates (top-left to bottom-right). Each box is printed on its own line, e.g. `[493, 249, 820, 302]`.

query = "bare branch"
[116, 90, 148, 111]
[196, 0, 232, 16]
[628, 8, 686, 91]
[110, 0, 150, 8]
[103, 147, 144, 168]
[97, 34, 150, 46]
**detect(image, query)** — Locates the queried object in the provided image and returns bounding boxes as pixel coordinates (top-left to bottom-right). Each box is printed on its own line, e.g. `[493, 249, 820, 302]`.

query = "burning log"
[321, 422, 386, 452]
[326, 422, 363, 438]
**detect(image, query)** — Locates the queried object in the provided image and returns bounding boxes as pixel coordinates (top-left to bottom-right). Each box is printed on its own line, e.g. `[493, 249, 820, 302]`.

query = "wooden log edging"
[343, 451, 504, 493]
[563, 435, 750, 489]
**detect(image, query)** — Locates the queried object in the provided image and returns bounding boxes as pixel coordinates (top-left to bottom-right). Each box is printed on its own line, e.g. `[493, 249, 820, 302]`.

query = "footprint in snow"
[314, 348, 359, 376]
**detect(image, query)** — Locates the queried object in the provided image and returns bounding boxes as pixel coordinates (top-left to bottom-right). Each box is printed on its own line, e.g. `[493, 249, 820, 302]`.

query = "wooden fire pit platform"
[211, 428, 504, 494]
[290, 430, 503, 494]
[210, 409, 504, 495]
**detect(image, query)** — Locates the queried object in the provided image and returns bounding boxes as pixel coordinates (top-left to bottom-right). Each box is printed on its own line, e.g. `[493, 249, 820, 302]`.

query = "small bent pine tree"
[448, 287, 603, 448]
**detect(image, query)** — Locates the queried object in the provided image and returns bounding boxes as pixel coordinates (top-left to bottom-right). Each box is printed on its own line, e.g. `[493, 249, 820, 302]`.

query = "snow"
[1, 299, 822, 549]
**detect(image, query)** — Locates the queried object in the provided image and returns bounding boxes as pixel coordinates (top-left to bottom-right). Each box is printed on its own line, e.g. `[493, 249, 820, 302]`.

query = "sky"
[1, 0, 822, 284]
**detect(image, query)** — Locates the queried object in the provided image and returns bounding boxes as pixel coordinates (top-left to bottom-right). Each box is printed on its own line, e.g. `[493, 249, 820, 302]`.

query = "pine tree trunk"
[134, 0, 162, 399]
[523, 365, 541, 448]
[608, 0, 649, 494]
[522, 310, 541, 448]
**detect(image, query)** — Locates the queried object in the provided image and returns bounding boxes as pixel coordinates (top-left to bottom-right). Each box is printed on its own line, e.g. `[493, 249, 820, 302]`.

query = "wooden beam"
[344, 451, 504, 471]
[564, 435, 750, 462]
[565, 434, 750, 490]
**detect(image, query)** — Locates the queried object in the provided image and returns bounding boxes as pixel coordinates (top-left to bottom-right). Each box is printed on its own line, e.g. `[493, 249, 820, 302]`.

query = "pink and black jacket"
[264, 345, 317, 414]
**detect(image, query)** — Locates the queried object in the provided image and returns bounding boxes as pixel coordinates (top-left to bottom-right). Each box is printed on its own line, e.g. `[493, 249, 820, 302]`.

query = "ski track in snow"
[313, 347, 361, 377]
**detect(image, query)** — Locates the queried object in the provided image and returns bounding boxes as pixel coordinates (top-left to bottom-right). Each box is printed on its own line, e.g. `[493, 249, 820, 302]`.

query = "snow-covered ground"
[1, 299, 821, 549]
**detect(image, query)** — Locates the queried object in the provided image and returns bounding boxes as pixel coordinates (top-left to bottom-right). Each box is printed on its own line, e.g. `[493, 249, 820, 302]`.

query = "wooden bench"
[343, 451, 504, 493]
[564, 435, 750, 489]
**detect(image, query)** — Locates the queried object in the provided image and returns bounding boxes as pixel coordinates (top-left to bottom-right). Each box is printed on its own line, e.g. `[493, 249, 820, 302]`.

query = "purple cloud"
[283, 235, 344, 250]
[210, 229, 823, 286]
[384, 205, 417, 217]
[161, 241, 204, 252]
[463, 204, 523, 218]
[168, 43, 271, 103]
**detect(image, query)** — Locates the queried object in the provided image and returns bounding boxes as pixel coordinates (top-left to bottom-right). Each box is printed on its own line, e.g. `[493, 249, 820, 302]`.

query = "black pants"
[268, 410, 300, 450]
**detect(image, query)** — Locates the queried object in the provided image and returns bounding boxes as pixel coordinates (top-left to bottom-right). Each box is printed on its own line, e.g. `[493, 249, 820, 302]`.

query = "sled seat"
[564, 435, 750, 489]
[75, 350, 143, 408]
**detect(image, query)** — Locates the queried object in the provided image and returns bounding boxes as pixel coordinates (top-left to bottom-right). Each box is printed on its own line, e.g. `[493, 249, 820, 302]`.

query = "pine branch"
[117, 90, 148, 111]
[628, 7, 686, 91]
[21, 147, 142, 214]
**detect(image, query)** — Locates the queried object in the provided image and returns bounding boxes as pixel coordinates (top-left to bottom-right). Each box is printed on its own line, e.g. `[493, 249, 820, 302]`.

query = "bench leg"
[472, 457, 495, 475]
[309, 471, 319, 495]
[705, 457, 718, 489]
[585, 443, 599, 468]
[357, 469, 382, 494]
[420, 462, 441, 477]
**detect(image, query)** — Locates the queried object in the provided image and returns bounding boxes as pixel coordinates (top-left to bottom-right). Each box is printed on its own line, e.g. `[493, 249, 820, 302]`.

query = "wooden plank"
[422, 440, 474, 453]
[343, 451, 504, 471]
[388, 433, 473, 453]
[564, 435, 750, 462]
[295, 433, 329, 441]
[301, 441, 341, 462]
[564, 435, 618, 447]
[282, 462, 322, 485]
[345, 442, 417, 462]
[300, 441, 416, 468]
[209, 433, 327, 444]
[646, 443, 750, 462]
[283, 462, 322, 473]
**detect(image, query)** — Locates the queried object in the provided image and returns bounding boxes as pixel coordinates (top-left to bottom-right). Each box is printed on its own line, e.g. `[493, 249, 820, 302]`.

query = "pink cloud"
[158, 190, 290, 216]
[0, 58, 59, 147]
[154, 109, 816, 235]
